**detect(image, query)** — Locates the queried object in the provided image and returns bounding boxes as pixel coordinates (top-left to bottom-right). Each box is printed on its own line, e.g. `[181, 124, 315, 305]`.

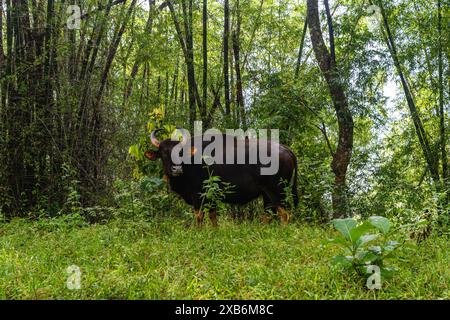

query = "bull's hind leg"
[209, 209, 218, 227]
[277, 207, 290, 226]
[194, 210, 205, 227]
[262, 188, 290, 226]
[268, 185, 290, 226]
[260, 195, 275, 224]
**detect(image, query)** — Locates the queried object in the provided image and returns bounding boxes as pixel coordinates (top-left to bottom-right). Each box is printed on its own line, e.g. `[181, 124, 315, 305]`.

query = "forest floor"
[0, 216, 449, 299]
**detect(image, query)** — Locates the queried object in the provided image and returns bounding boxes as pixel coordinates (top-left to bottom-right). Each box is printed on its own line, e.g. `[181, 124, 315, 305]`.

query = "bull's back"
[209, 164, 262, 204]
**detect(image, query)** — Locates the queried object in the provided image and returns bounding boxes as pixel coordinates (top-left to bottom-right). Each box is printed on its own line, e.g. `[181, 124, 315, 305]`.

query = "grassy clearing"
[0, 216, 449, 299]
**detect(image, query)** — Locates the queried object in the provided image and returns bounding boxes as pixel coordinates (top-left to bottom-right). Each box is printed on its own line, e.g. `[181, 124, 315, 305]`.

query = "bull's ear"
[144, 150, 159, 161]
[190, 146, 198, 156]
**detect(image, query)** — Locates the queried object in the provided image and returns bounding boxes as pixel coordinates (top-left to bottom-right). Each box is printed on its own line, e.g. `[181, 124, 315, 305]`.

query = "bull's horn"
[150, 129, 163, 147]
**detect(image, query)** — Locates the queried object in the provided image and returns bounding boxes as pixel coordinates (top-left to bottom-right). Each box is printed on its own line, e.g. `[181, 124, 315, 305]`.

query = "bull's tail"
[292, 154, 299, 208]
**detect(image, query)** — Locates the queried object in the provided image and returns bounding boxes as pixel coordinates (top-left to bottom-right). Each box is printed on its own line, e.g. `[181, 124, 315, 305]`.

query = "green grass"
[0, 216, 449, 299]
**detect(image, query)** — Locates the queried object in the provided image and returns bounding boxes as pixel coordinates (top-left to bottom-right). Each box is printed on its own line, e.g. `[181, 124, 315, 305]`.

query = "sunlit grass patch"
[0, 217, 448, 299]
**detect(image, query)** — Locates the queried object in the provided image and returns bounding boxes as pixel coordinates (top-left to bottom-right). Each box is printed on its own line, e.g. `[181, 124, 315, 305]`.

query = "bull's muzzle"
[170, 165, 183, 176]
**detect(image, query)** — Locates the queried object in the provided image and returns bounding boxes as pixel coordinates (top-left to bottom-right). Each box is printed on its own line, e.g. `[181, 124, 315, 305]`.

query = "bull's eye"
[170, 165, 183, 176]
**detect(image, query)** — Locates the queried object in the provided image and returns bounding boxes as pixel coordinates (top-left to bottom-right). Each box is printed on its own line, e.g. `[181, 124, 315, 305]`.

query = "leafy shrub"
[200, 169, 234, 215]
[33, 212, 89, 232]
[329, 216, 403, 281]
[60, 163, 82, 216]
[112, 177, 186, 220]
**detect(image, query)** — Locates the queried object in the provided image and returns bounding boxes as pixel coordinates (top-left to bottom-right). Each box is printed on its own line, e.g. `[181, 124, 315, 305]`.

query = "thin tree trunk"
[167, 0, 201, 130]
[164, 70, 170, 116]
[437, 0, 448, 203]
[294, 17, 308, 78]
[173, 56, 179, 104]
[170, 57, 179, 117]
[0, 0, 5, 72]
[378, 0, 441, 186]
[223, 0, 231, 116]
[202, 0, 208, 116]
[323, 0, 335, 63]
[180, 73, 186, 112]
[183, 0, 197, 129]
[0, 0, 4, 120]
[97, 0, 137, 107]
[232, 0, 246, 129]
[89, 0, 136, 185]
[157, 75, 161, 103]
[230, 32, 235, 124]
[124, 0, 154, 102]
[77, 0, 114, 147]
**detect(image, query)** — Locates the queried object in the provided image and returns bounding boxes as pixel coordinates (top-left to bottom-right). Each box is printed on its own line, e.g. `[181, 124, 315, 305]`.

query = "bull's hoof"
[260, 215, 273, 224]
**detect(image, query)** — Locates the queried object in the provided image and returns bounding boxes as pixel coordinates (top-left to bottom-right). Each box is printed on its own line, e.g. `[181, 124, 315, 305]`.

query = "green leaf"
[350, 221, 375, 243]
[332, 218, 357, 240]
[140, 176, 164, 193]
[369, 216, 391, 234]
[128, 145, 141, 160]
[369, 245, 382, 254]
[357, 250, 379, 263]
[332, 255, 353, 267]
[327, 236, 348, 246]
[358, 233, 379, 246]
[163, 124, 176, 136]
[381, 267, 396, 279]
[384, 240, 399, 250]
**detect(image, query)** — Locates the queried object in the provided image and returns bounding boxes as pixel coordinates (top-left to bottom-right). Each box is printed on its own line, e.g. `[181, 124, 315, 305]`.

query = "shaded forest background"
[0, 0, 448, 223]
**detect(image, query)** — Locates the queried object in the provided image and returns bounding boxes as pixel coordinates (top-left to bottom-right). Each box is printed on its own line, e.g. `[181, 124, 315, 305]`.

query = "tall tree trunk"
[167, 0, 202, 130]
[0, 0, 5, 124]
[77, 0, 114, 142]
[223, 0, 231, 117]
[307, 0, 354, 218]
[3, 0, 40, 216]
[170, 57, 180, 117]
[91, 0, 137, 184]
[294, 16, 308, 78]
[230, 30, 235, 125]
[43, 0, 57, 204]
[0, 0, 4, 72]
[437, 0, 448, 204]
[202, 0, 208, 117]
[232, 0, 246, 129]
[183, 0, 197, 130]
[0, 0, 4, 121]
[75, 0, 115, 204]
[164, 70, 170, 115]
[124, 0, 154, 102]
[97, 0, 137, 106]
[157, 75, 161, 103]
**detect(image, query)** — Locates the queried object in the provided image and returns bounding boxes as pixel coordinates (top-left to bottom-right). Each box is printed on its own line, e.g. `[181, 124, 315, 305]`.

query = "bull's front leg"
[209, 209, 218, 227]
[194, 210, 205, 227]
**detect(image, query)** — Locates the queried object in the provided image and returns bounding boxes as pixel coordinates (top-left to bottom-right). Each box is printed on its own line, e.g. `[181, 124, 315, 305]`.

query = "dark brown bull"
[145, 129, 298, 226]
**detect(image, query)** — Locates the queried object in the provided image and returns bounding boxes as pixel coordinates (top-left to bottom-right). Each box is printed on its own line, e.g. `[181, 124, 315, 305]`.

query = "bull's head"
[144, 128, 192, 177]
